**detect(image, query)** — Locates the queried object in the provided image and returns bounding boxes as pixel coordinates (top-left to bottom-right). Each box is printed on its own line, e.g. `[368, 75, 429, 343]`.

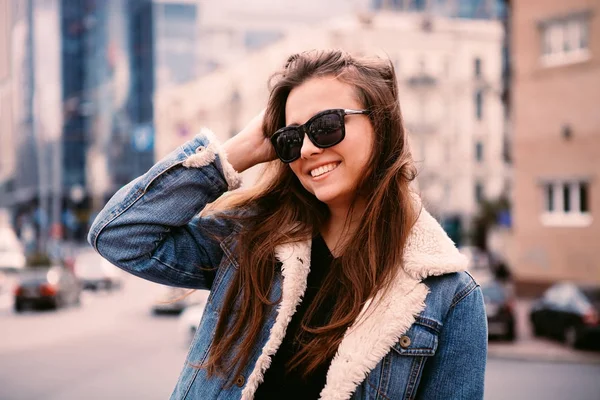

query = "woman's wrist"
[222, 136, 257, 173]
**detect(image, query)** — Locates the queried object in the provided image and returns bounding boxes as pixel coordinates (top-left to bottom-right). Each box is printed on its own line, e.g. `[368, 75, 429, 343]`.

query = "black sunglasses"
[270, 108, 369, 163]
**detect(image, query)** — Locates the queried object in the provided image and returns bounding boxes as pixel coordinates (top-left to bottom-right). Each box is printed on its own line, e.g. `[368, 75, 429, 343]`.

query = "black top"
[254, 234, 337, 399]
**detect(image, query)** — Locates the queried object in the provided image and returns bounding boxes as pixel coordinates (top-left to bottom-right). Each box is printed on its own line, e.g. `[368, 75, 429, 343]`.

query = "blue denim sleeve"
[417, 285, 488, 399]
[87, 131, 242, 290]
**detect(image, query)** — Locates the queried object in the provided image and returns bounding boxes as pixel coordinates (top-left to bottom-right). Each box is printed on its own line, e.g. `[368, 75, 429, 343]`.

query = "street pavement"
[0, 276, 188, 400]
[1, 275, 599, 399]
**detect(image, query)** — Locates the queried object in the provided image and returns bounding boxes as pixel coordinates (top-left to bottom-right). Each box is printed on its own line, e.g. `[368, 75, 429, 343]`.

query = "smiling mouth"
[310, 162, 341, 178]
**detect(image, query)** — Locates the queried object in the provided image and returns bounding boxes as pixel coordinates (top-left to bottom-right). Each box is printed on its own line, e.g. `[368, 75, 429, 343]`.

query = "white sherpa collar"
[241, 207, 467, 400]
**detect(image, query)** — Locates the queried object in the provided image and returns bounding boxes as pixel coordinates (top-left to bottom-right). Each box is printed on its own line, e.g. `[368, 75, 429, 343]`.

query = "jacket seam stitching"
[367, 380, 391, 400]
[150, 256, 206, 280]
[219, 232, 240, 269]
[376, 356, 385, 400]
[404, 355, 425, 400]
[181, 367, 201, 399]
[380, 353, 392, 397]
[450, 283, 479, 309]
[182, 320, 217, 399]
[414, 316, 441, 333]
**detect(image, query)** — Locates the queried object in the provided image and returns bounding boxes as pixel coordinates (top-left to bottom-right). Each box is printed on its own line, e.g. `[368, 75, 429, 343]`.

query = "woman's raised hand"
[222, 110, 277, 173]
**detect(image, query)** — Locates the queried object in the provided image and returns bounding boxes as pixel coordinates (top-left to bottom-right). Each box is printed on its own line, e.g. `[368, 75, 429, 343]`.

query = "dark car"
[481, 280, 516, 341]
[13, 266, 82, 312]
[530, 282, 600, 349]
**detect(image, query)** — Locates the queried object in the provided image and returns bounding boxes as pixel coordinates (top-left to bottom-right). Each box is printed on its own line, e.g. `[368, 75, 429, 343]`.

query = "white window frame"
[541, 180, 592, 227]
[540, 14, 591, 67]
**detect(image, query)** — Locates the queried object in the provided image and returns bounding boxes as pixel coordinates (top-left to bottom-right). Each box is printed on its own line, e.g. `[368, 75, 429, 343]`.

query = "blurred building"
[512, 0, 600, 289]
[371, 0, 506, 19]
[0, 0, 15, 196]
[5, 0, 63, 253]
[195, 0, 508, 77]
[194, 0, 362, 76]
[3, 0, 201, 247]
[156, 11, 508, 239]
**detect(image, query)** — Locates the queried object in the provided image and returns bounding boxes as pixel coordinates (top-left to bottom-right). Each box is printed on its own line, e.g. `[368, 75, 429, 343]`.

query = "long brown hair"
[202, 49, 419, 382]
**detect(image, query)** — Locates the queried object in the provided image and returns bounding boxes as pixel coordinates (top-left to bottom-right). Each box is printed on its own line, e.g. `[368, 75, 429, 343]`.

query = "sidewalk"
[487, 299, 600, 364]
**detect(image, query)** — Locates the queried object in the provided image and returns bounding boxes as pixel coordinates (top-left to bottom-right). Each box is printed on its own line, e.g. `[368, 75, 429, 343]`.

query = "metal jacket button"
[235, 375, 245, 387]
[399, 335, 411, 348]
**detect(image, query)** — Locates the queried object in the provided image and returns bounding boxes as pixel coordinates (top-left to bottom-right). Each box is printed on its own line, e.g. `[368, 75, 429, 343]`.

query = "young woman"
[88, 50, 487, 400]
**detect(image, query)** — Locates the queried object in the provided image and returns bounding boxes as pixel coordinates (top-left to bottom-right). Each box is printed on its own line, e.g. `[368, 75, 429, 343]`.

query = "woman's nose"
[300, 133, 324, 159]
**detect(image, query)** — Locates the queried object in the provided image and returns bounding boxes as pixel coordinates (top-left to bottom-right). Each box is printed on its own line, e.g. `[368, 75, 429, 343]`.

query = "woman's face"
[285, 76, 375, 209]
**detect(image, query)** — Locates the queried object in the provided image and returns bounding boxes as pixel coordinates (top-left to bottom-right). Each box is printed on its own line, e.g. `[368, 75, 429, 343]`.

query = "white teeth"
[310, 163, 339, 177]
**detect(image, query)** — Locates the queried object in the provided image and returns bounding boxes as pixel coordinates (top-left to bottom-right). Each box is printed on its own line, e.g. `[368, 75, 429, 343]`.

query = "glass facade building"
[7, 0, 198, 246]
[371, 0, 507, 20]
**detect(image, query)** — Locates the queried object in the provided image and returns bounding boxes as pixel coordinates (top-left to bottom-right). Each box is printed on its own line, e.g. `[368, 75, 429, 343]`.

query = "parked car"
[481, 279, 516, 341]
[152, 287, 208, 315]
[13, 266, 82, 312]
[73, 249, 123, 291]
[530, 282, 600, 349]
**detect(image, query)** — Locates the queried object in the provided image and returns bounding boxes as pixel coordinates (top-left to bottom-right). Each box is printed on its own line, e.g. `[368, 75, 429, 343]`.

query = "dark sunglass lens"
[275, 129, 302, 162]
[309, 114, 343, 146]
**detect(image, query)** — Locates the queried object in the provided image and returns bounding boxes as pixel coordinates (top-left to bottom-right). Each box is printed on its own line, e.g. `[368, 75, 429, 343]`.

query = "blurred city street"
[1, 0, 599, 398]
[0, 276, 188, 400]
[1, 274, 599, 400]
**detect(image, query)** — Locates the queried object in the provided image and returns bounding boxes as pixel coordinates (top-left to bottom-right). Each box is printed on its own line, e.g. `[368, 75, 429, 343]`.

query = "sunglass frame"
[270, 108, 368, 163]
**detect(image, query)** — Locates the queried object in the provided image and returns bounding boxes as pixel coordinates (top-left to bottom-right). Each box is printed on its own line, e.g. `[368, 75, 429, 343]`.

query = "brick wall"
[512, 0, 600, 286]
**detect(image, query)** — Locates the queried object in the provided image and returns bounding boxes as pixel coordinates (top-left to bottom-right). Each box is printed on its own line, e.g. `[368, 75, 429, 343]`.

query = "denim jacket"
[88, 131, 487, 400]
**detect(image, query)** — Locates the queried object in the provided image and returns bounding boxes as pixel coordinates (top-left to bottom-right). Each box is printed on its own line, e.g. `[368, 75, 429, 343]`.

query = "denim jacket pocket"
[391, 320, 439, 357]
[366, 319, 439, 400]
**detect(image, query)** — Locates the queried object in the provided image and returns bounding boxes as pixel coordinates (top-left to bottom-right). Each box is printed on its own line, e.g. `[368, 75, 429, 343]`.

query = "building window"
[475, 90, 483, 120]
[475, 182, 484, 204]
[541, 15, 590, 66]
[474, 57, 481, 78]
[546, 184, 554, 212]
[580, 183, 589, 212]
[475, 141, 483, 162]
[542, 181, 592, 227]
[562, 184, 571, 212]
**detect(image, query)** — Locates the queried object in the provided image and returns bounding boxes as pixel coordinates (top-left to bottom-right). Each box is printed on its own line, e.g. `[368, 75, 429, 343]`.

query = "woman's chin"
[313, 189, 347, 208]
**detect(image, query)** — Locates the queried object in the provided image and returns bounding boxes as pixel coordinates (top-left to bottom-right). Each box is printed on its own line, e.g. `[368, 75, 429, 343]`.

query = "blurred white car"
[73, 249, 124, 291]
[152, 287, 209, 316]
[178, 290, 209, 342]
